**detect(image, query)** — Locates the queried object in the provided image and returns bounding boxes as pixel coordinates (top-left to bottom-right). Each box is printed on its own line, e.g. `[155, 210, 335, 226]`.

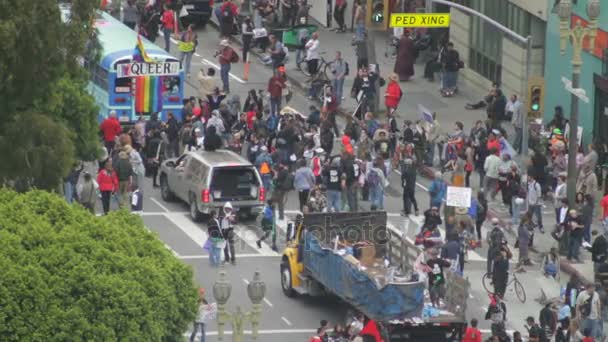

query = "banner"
[135, 76, 163, 113]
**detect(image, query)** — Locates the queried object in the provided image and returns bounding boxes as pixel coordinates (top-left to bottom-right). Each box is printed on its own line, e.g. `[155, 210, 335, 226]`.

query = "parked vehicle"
[159, 149, 265, 221]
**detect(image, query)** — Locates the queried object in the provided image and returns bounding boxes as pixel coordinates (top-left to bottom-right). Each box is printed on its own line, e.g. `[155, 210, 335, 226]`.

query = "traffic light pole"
[520, 37, 533, 162]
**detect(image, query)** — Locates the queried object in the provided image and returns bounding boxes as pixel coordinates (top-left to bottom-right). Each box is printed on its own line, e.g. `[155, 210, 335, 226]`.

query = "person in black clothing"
[476, 192, 488, 242]
[538, 304, 556, 341]
[400, 158, 418, 216]
[529, 148, 549, 195]
[144, 131, 164, 187]
[492, 244, 511, 298]
[590, 229, 608, 282]
[166, 112, 180, 158]
[272, 164, 291, 220]
[440, 42, 461, 96]
[320, 121, 334, 156]
[146, 112, 162, 133]
[485, 294, 508, 341]
[204, 125, 223, 151]
[423, 207, 442, 229]
[243, 89, 263, 113]
[566, 209, 584, 263]
[340, 153, 359, 212]
[401, 120, 414, 144]
[425, 248, 451, 307]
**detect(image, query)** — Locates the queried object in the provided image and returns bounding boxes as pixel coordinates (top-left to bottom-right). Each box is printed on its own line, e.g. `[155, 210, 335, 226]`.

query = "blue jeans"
[220, 63, 231, 93]
[163, 27, 172, 52]
[584, 222, 592, 243]
[209, 243, 222, 267]
[582, 318, 602, 340]
[441, 71, 458, 90]
[180, 51, 194, 76]
[568, 234, 582, 260]
[370, 185, 384, 210]
[190, 322, 206, 342]
[530, 204, 543, 229]
[355, 23, 365, 41]
[327, 190, 342, 212]
[261, 174, 272, 195]
[513, 127, 523, 153]
[332, 78, 345, 105]
[64, 181, 74, 204]
[511, 198, 523, 226]
[270, 96, 281, 116]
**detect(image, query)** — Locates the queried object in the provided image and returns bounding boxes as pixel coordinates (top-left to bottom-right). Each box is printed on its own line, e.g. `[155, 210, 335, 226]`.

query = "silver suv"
[159, 149, 265, 221]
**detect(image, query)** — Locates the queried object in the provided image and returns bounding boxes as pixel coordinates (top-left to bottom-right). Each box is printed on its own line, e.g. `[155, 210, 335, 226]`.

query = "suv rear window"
[210, 167, 260, 201]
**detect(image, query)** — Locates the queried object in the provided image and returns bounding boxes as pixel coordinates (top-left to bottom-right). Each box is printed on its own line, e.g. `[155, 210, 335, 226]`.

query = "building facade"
[543, 0, 608, 146]
[447, 0, 549, 101]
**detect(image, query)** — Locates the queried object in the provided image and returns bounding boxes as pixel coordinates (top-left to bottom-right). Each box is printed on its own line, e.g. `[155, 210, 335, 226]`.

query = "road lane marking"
[150, 197, 170, 213]
[394, 169, 429, 191]
[233, 224, 279, 257]
[164, 213, 208, 247]
[201, 58, 246, 84]
[281, 317, 293, 326]
[186, 329, 317, 336]
[179, 253, 276, 260]
[141, 211, 188, 216]
[263, 298, 273, 307]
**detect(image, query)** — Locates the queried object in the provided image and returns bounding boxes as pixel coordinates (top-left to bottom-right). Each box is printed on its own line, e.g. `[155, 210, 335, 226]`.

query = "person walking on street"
[207, 211, 224, 267]
[160, 4, 175, 52]
[576, 283, 602, 340]
[394, 30, 415, 81]
[440, 42, 461, 96]
[517, 212, 533, 267]
[539, 303, 557, 341]
[385, 73, 403, 116]
[78, 172, 98, 214]
[217, 40, 238, 94]
[367, 157, 388, 210]
[294, 160, 315, 212]
[178, 24, 198, 77]
[591, 228, 608, 283]
[330, 51, 347, 106]
[190, 288, 208, 342]
[484, 147, 501, 202]
[267, 67, 286, 116]
[333, 0, 347, 32]
[527, 174, 544, 233]
[353, 0, 365, 41]
[400, 158, 418, 217]
[100, 110, 122, 154]
[463, 318, 483, 342]
[220, 202, 237, 265]
[507, 95, 523, 153]
[475, 192, 488, 243]
[487, 218, 504, 275]
[123, 0, 138, 30]
[325, 158, 343, 212]
[567, 209, 585, 263]
[257, 200, 278, 251]
[97, 160, 118, 215]
[124, 144, 145, 192]
[115, 151, 133, 209]
[304, 32, 320, 77]
[273, 163, 292, 220]
[166, 112, 180, 158]
[429, 171, 446, 210]
[486, 294, 508, 341]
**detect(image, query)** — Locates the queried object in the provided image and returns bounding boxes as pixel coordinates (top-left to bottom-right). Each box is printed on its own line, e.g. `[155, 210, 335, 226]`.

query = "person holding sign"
[190, 288, 211, 342]
[178, 24, 198, 77]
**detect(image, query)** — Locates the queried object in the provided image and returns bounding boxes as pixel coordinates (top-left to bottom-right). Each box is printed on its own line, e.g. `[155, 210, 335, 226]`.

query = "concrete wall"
[509, 0, 549, 21]
[309, 0, 330, 27]
[501, 38, 544, 98]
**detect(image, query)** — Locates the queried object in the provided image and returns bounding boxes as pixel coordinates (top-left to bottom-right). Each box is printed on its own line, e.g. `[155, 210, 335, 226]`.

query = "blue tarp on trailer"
[303, 232, 426, 321]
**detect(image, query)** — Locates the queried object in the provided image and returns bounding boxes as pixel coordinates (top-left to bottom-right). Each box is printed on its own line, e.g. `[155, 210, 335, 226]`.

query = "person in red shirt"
[99, 110, 122, 153]
[384, 73, 402, 115]
[97, 160, 118, 215]
[219, 0, 238, 37]
[486, 130, 501, 156]
[160, 4, 175, 52]
[267, 67, 286, 116]
[463, 318, 483, 342]
[359, 319, 383, 342]
[601, 193, 608, 225]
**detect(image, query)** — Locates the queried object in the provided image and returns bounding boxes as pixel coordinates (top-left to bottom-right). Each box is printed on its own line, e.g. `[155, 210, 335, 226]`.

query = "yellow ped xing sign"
[390, 13, 450, 28]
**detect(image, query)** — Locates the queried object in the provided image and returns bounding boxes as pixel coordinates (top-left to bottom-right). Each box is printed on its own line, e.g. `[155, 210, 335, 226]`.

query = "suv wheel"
[189, 194, 204, 222]
[160, 175, 175, 202]
[281, 261, 296, 298]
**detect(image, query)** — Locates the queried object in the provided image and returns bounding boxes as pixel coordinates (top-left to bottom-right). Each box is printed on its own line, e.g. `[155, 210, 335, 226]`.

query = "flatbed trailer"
[280, 212, 469, 341]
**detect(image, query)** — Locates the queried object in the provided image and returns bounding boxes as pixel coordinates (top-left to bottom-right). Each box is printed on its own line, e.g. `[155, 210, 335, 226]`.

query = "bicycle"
[297, 52, 333, 80]
[482, 271, 526, 303]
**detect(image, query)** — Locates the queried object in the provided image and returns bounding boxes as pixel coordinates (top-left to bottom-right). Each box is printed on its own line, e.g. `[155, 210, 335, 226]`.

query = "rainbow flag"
[132, 35, 155, 63]
[135, 76, 163, 113]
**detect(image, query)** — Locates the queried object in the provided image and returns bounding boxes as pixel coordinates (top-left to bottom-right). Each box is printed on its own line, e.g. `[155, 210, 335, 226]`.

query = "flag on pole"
[135, 76, 163, 113]
[132, 35, 155, 63]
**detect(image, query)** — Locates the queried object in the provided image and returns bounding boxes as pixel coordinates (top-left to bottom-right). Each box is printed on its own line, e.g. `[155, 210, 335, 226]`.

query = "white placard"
[446, 186, 472, 208]
[116, 61, 180, 78]
[201, 303, 217, 323]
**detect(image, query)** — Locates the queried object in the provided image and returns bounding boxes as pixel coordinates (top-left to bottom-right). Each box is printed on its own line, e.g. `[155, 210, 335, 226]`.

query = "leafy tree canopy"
[0, 0, 102, 190]
[0, 190, 198, 341]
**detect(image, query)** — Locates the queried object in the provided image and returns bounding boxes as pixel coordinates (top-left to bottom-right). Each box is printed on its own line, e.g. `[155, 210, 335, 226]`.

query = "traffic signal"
[366, 0, 389, 31]
[527, 77, 545, 118]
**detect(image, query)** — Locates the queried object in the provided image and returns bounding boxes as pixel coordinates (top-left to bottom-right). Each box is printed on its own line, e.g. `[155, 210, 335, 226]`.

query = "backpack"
[580, 294, 594, 318]
[489, 228, 503, 249]
[367, 169, 381, 188]
[283, 173, 295, 191]
[267, 114, 279, 132]
[230, 49, 240, 63]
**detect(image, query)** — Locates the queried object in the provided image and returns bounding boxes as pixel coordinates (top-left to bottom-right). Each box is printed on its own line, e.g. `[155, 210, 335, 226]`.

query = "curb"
[418, 165, 593, 285]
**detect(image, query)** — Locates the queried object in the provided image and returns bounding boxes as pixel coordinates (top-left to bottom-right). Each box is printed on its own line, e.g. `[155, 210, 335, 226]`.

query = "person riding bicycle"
[492, 242, 512, 299]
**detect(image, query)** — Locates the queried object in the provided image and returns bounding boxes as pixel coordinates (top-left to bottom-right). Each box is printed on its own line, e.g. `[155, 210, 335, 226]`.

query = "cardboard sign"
[201, 303, 217, 323]
[446, 186, 472, 208]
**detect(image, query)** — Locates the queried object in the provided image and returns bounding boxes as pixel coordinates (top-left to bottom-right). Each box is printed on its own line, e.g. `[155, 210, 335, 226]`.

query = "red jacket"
[267, 75, 286, 98]
[97, 169, 118, 192]
[100, 117, 121, 143]
[462, 327, 482, 342]
[487, 138, 500, 155]
[360, 320, 383, 342]
[385, 81, 402, 109]
[161, 10, 175, 30]
[220, 2, 238, 16]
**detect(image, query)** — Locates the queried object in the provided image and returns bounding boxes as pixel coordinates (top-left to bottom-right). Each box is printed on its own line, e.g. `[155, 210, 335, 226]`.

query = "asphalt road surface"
[111, 25, 555, 341]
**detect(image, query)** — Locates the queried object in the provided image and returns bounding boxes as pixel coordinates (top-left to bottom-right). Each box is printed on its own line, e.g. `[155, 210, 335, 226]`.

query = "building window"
[468, 0, 532, 83]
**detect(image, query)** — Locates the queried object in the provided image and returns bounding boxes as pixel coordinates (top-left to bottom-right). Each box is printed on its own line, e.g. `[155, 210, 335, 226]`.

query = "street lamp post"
[557, 0, 601, 205]
[213, 271, 266, 342]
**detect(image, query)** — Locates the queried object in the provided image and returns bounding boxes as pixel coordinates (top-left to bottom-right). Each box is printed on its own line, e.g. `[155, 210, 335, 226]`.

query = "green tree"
[0, 190, 199, 341]
[0, 0, 102, 190]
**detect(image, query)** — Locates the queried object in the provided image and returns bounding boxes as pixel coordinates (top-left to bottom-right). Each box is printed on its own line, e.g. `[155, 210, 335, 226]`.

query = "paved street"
[86, 19, 578, 341]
